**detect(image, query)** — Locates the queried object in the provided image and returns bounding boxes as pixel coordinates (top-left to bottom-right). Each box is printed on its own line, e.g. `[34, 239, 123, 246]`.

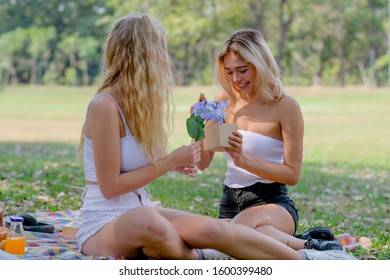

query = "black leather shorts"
[218, 182, 299, 234]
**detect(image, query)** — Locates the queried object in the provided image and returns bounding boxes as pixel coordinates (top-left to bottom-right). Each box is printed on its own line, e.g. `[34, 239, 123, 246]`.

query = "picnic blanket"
[15, 210, 115, 260]
[7, 210, 357, 259]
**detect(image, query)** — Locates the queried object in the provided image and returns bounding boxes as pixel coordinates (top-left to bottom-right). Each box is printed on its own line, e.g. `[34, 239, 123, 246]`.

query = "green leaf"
[186, 113, 205, 141]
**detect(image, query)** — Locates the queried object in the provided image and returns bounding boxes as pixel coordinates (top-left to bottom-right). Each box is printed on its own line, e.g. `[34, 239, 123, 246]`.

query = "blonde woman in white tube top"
[76, 13, 354, 261]
[196, 29, 344, 252]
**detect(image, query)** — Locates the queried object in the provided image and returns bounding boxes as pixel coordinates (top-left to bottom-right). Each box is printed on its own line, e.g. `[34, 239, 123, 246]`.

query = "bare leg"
[232, 204, 306, 250]
[158, 207, 303, 260]
[81, 206, 199, 259]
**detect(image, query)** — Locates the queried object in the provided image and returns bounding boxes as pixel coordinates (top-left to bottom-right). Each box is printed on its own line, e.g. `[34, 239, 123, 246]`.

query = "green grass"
[0, 85, 389, 259]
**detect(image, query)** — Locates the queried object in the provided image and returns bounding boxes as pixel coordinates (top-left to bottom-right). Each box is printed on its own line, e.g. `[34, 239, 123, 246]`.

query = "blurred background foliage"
[0, 0, 389, 88]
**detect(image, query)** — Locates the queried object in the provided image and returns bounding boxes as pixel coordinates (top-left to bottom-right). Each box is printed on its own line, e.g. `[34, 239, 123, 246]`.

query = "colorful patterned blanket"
[8, 211, 358, 260]
[19, 210, 114, 260]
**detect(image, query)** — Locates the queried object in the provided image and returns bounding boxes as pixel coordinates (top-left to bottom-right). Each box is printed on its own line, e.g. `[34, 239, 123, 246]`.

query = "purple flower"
[192, 99, 227, 125]
[186, 94, 229, 140]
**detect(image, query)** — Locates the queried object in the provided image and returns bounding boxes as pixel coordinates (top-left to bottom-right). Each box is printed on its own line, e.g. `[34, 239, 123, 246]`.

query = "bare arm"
[88, 97, 201, 199]
[225, 96, 304, 186]
[196, 91, 230, 170]
[196, 139, 215, 170]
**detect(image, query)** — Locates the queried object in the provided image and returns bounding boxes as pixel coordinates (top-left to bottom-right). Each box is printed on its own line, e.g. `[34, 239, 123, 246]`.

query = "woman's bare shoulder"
[278, 94, 303, 123]
[278, 94, 300, 110]
[90, 92, 117, 109]
[88, 93, 118, 117]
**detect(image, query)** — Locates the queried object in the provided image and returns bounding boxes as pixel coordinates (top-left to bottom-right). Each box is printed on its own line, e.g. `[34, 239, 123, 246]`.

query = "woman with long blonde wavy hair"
[76, 13, 355, 260]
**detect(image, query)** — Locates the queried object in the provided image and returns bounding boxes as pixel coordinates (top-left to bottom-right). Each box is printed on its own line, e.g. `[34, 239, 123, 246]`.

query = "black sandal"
[295, 226, 335, 241]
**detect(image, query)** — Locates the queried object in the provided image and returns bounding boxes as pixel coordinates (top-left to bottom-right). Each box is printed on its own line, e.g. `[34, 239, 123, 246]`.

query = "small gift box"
[186, 93, 233, 153]
[204, 123, 237, 152]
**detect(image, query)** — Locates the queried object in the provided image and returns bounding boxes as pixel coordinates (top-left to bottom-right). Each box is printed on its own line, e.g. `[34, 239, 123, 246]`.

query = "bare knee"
[232, 205, 295, 235]
[232, 207, 271, 228]
[188, 219, 233, 247]
[119, 206, 171, 244]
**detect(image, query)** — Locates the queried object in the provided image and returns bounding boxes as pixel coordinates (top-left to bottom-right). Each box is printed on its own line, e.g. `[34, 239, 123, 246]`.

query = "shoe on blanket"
[295, 227, 335, 241]
[197, 249, 235, 260]
[6, 214, 55, 234]
[299, 249, 357, 260]
[304, 238, 343, 251]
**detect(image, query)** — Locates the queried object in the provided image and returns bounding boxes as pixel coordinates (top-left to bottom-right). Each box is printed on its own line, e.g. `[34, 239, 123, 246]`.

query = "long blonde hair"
[215, 29, 285, 104]
[83, 13, 174, 165]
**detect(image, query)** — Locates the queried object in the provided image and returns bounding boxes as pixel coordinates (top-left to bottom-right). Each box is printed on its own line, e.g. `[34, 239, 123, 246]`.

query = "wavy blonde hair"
[89, 13, 174, 165]
[215, 29, 285, 104]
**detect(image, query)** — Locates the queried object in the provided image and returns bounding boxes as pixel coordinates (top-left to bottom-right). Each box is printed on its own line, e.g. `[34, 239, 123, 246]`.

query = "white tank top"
[224, 130, 284, 187]
[83, 93, 150, 182]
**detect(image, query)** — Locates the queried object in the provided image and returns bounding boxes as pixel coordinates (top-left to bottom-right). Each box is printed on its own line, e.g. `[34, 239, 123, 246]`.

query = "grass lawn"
[0, 85, 389, 259]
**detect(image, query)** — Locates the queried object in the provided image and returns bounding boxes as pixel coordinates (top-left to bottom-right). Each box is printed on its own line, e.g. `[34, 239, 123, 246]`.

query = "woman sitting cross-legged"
[195, 28, 344, 253]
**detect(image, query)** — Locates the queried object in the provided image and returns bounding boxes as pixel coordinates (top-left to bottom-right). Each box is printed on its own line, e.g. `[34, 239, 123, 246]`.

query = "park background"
[0, 0, 389, 260]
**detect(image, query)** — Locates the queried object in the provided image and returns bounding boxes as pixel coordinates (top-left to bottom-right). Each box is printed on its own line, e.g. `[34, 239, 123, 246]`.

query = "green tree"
[77, 36, 100, 86]
[58, 34, 80, 86]
[26, 27, 56, 85]
[0, 28, 30, 85]
[0, 0, 389, 87]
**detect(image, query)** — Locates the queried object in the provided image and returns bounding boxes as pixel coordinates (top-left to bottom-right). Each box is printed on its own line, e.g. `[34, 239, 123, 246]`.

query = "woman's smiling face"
[223, 52, 256, 97]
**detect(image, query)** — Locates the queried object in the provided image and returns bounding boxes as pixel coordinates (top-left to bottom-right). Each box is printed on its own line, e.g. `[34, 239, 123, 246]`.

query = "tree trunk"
[30, 58, 37, 85]
[277, 0, 294, 70]
[3, 69, 9, 86]
[369, 47, 376, 87]
[80, 60, 89, 86]
[337, 57, 345, 87]
[68, 51, 78, 86]
[193, 40, 206, 85]
[357, 62, 369, 87]
[183, 43, 191, 86]
[249, 0, 267, 37]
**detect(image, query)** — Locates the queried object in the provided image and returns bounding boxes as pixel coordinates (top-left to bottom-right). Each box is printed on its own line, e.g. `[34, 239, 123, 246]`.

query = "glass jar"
[4, 216, 26, 255]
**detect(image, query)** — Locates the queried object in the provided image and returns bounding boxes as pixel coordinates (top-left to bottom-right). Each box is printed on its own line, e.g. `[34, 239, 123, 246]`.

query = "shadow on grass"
[1, 142, 389, 259]
[294, 161, 390, 260]
[0, 142, 83, 214]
